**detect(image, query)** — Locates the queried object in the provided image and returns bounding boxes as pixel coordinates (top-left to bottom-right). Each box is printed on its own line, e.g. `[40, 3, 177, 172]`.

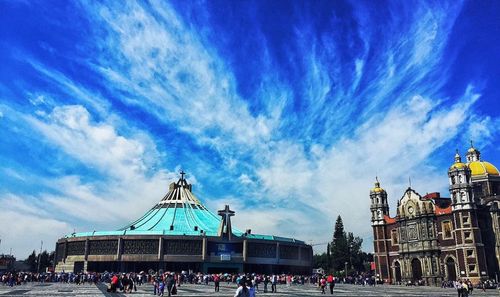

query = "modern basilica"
[55, 172, 312, 274]
[371, 144, 500, 285]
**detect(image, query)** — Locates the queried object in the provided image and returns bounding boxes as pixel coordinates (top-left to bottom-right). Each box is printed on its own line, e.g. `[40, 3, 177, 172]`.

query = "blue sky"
[1, 1, 499, 258]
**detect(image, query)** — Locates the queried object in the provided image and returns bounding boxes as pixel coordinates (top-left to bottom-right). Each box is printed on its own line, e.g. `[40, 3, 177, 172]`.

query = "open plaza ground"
[0, 283, 498, 297]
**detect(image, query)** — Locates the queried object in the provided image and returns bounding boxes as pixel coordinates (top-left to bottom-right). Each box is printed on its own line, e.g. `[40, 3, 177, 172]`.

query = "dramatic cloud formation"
[0, 0, 499, 256]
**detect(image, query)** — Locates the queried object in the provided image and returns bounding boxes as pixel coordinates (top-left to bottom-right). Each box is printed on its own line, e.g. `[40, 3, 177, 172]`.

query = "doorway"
[394, 261, 402, 283]
[446, 257, 457, 281]
[411, 258, 422, 281]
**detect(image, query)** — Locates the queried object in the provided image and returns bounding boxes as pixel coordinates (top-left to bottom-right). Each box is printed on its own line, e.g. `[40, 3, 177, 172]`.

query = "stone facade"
[371, 146, 500, 285]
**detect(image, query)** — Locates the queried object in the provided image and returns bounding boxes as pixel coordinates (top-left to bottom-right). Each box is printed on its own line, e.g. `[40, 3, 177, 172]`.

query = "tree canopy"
[312, 215, 372, 275]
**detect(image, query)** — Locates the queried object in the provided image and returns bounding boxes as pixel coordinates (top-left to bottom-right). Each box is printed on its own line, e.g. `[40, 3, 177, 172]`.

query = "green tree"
[38, 251, 52, 272]
[24, 250, 55, 272]
[328, 215, 370, 275]
[330, 215, 349, 272]
[346, 232, 364, 272]
[326, 243, 331, 270]
[312, 253, 330, 270]
[25, 250, 37, 272]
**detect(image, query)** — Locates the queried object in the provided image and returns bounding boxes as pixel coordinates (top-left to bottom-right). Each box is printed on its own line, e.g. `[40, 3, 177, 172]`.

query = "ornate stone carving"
[407, 223, 418, 240]
[279, 245, 299, 260]
[164, 240, 202, 255]
[67, 241, 85, 256]
[88, 240, 118, 255]
[248, 243, 276, 258]
[123, 239, 158, 254]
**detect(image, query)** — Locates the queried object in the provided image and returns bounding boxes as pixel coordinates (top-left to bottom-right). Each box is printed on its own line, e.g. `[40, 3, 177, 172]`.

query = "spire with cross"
[217, 205, 235, 240]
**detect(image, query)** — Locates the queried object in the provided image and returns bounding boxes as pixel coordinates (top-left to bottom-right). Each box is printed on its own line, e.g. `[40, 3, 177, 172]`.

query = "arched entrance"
[446, 257, 457, 281]
[411, 258, 422, 281]
[394, 261, 402, 284]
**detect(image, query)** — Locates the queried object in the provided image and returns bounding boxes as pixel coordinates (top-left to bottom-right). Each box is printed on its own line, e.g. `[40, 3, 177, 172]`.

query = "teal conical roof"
[66, 172, 305, 244]
[118, 173, 227, 236]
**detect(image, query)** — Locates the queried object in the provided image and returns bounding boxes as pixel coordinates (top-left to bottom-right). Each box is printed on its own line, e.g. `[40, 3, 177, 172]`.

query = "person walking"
[214, 274, 220, 292]
[234, 279, 250, 297]
[320, 277, 327, 294]
[110, 274, 119, 293]
[456, 280, 463, 297]
[165, 274, 175, 297]
[271, 274, 277, 293]
[327, 274, 334, 294]
[248, 280, 256, 297]
[263, 275, 269, 293]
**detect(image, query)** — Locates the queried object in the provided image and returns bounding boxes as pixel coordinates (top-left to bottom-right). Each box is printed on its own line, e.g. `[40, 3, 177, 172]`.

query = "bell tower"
[449, 150, 475, 211]
[370, 178, 391, 281]
[371, 177, 389, 225]
[448, 149, 488, 282]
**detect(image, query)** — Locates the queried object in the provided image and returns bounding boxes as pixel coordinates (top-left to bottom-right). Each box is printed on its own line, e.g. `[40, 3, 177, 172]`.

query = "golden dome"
[469, 161, 500, 176]
[371, 178, 386, 193]
[468, 146, 479, 153]
[371, 187, 385, 193]
[450, 162, 466, 170]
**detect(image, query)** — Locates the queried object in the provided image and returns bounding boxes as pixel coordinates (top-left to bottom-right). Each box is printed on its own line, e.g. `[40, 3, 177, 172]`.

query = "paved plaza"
[0, 283, 498, 297]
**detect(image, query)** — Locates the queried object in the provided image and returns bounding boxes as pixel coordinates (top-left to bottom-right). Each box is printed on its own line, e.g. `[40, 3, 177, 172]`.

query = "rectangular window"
[466, 249, 474, 258]
[442, 221, 453, 239]
[391, 229, 398, 245]
[468, 264, 477, 273]
[464, 231, 473, 241]
[463, 216, 470, 226]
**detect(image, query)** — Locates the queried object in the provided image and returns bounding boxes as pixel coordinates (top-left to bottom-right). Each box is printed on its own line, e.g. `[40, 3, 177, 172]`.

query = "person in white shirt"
[234, 280, 250, 297]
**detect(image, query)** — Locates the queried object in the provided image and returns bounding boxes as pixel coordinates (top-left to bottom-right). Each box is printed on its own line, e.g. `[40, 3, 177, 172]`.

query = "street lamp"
[345, 261, 348, 279]
[37, 241, 43, 273]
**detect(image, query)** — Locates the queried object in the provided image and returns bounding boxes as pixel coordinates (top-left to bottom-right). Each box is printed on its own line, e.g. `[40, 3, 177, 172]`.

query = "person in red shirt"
[327, 274, 334, 294]
[320, 277, 326, 294]
[214, 274, 220, 292]
[110, 274, 119, 293]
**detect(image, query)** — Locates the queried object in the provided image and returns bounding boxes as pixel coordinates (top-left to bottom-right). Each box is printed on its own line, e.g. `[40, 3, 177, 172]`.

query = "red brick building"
[371, 144, 500, 285]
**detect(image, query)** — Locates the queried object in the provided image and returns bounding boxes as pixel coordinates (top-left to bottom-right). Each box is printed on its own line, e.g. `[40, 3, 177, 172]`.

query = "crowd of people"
[2, 269, 500, 296]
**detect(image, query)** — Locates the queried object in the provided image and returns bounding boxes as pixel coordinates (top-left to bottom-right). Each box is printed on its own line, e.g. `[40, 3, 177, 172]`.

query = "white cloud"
[82, 1, 279, 152]
[252, 87, 486, 251]
[25, 105, 159, 181]
[0, 104, 180, 257]
[0, 209, 72, 258]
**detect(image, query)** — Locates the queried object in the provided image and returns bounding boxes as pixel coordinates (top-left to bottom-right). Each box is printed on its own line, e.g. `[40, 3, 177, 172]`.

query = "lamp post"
[37, 241, 43, 273]
[345, 261, 348, 279]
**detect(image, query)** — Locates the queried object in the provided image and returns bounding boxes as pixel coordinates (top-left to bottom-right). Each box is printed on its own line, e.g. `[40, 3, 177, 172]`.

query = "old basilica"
[371, 144, 500, 285]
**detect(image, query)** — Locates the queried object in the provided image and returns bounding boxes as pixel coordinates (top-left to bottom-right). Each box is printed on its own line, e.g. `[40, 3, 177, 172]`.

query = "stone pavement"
[0, 283, 498, 297]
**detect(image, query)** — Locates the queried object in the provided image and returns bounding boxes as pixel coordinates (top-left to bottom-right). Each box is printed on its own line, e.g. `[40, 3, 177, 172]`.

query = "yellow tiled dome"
[371, 178, 386, 193]
[449, 162, 466, 170]
[469, 161, 499, 176]
[371, 187, 385, 193]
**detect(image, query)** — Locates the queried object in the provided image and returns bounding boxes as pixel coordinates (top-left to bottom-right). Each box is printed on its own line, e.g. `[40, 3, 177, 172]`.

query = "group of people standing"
[454, 279, 474, 297]
[152, 273, 177, 296]
[318, 274, 336, 294]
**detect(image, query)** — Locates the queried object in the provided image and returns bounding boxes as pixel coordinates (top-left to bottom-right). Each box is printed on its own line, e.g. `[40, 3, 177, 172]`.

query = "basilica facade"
[371, 144, 500, 285]
[55, 173, 312, 274]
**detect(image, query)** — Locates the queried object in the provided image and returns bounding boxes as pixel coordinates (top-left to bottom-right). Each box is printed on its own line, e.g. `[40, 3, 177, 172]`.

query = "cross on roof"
[218, 205, 235, 219]
[180, 170, 186, 180]
[217, 205, 235, 240]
